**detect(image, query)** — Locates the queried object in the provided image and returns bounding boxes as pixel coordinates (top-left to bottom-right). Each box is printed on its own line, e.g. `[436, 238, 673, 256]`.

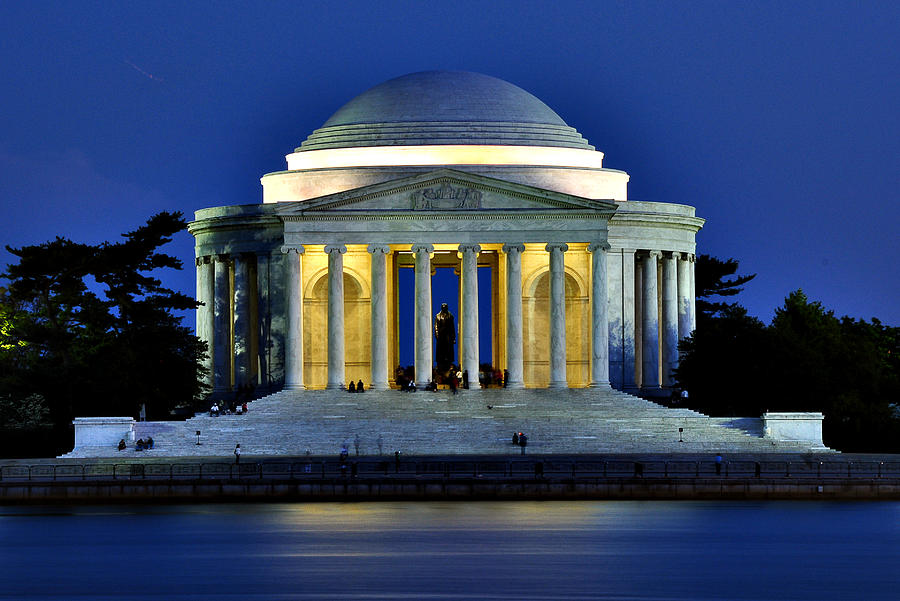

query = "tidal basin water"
[1, 501, 898, 600]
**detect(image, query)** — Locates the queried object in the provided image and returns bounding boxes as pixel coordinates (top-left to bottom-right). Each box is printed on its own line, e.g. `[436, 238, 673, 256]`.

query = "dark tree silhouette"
[694, 254, 756, 320]
[0, 212, 207, 428]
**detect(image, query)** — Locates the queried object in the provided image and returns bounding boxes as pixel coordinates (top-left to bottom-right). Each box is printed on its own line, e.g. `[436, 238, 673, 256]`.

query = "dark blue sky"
[1, 1, 898, 326]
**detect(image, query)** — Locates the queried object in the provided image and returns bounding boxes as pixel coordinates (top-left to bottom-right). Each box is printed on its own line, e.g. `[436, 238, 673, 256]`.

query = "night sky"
[1, 1, 898, 330]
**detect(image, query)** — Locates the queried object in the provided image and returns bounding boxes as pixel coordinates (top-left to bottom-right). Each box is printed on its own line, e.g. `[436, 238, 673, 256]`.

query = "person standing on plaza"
[234, 444, 241, 464]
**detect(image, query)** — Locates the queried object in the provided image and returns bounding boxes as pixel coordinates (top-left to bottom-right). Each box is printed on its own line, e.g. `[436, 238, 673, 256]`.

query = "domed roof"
[297, 71, 593, 152]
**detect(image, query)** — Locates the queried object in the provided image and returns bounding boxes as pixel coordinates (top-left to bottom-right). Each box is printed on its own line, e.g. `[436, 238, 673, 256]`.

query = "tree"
[767, 291, 900, 451]
[0, 212, 207, 426]
[675, 303, 770, 416]
[694, 254, 756, 321]
[677, 285, 900, 452]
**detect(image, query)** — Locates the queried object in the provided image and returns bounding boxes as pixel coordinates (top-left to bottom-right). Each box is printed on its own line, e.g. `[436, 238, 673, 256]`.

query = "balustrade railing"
[1, 459, 898, 483]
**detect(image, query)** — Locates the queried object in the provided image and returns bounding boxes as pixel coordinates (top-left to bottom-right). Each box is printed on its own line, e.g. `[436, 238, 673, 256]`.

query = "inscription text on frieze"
[411, 183, 482, 210]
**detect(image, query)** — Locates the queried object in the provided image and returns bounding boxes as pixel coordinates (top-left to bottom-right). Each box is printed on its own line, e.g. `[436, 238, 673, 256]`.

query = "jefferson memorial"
[189, 71, 704, 396]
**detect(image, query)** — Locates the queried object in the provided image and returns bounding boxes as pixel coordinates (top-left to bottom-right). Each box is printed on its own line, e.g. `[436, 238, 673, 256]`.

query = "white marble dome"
[297, 71, 594, 152]
[266, 71, 629, 202]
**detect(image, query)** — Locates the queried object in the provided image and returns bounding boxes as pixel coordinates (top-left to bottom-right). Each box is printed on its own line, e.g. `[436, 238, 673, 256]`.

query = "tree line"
[677, 256, 900, 452]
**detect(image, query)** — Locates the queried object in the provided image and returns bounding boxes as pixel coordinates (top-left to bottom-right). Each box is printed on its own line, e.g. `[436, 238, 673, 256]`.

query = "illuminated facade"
[189, 71, 704, 396]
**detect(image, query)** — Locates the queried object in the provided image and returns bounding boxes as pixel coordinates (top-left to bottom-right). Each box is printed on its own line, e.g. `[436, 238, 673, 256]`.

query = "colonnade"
[276, 241, 614, 391]
[607, 249, 695, 394]
[197, 244, 695, 397]
[195, 252, 285, 397]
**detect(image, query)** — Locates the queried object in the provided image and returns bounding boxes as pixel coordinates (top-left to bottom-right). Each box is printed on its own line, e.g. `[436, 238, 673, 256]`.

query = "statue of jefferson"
[434, 303, 456, 372]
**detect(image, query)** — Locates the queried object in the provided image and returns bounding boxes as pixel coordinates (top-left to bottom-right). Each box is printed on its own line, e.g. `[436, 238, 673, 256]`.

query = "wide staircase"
[64, 387, 831, 458]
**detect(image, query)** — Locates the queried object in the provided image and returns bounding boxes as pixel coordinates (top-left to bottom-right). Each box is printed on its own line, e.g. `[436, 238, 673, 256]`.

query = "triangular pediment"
[276, 169, 616, 216]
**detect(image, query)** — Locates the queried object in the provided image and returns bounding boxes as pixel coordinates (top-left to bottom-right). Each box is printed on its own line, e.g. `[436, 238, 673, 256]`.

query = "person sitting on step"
[348, 381, 356, 393]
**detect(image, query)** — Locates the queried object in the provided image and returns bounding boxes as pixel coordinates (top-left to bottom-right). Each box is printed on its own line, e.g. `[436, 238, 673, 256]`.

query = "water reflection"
[1, 501, 897, 600]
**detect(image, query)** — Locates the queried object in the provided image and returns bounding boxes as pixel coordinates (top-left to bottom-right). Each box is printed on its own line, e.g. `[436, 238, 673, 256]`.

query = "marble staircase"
[63, 387, 830, 458]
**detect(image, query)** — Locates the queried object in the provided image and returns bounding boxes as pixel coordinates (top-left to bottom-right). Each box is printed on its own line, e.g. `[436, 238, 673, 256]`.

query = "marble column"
[588, 242, 611, 388]
[641, 251, 661, 391]
[661, 252, 679, 388]
[503, 243, 525, 389]
[546, 242, 568, 389]
[325, 244, 346, 390]
[212, 255, 231, 395]
[677, 253, 692, 341]
[368, 244, 391, 390]
[196, 257, 215, 389]
[255, 253, 270, 392]
[606, 249, 624, 390]
[412, 244, 434, 387]
[459, 243, 481, 385]
[634, 257, 643, 387]
[621, 249, 638, 392]
[282, 246, 304, 390]
[232, 254, 252, 390]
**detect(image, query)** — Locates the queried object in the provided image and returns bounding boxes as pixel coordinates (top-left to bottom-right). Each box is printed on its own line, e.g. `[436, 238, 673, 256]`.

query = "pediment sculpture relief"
[410, 183, 482, 210]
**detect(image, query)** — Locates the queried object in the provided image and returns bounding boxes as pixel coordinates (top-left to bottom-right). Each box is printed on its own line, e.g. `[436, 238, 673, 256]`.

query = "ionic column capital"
[502, 243, 525, 255]
[641, 250, 662, 260]
[324, 244, 347, 255]
[545, 242, 569, 253]
[587, 241, 611, 253]
[669, 251, 682, 260]
[411, 243, 434, 255]
[367, 243, 391, 255]
[280, 245, 305, 255]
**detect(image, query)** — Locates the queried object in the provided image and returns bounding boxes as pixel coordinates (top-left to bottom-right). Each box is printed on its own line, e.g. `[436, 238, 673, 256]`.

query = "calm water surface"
[1, 501, 898, 600]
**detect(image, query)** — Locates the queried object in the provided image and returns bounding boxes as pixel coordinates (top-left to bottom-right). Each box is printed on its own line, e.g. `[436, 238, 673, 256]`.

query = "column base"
[505, 382, 525, 390]
[326, 383, 345, 391]
[283, 384, 306, 391]
[370, 382, 390, 391]
[548, 381, 568, 389]
[588, 381, 612, 389]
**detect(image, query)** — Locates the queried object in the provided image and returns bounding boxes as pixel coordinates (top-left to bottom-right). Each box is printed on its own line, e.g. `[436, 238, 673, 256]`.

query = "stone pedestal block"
[72, 417, 135, 450]
[763, 412, 826, 448]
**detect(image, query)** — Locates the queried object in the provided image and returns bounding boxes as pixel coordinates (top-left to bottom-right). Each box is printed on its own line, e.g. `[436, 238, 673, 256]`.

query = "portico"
[273, 169, 618, 390]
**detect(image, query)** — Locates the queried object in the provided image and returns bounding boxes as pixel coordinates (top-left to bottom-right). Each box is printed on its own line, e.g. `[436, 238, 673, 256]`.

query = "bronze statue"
[434, 303, 456, 372]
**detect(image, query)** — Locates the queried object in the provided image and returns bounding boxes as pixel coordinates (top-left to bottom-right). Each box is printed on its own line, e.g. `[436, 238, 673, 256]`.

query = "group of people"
[117, 437, 153, 451]
[347, 380, 366, 393]
[209, 401, 249, 416]
[512, 431, 528, 454]
[481, 368, 508, 388]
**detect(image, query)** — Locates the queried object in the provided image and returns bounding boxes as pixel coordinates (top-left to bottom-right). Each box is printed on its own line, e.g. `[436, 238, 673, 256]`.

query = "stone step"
[63, 388, 829, 458]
